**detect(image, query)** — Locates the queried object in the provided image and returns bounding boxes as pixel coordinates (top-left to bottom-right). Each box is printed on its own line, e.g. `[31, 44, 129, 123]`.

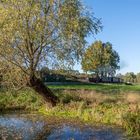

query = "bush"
[123, 108, 140, 137]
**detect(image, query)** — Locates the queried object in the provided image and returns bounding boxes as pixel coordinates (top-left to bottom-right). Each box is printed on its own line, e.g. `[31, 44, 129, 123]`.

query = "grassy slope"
[0, 88, 45, 111]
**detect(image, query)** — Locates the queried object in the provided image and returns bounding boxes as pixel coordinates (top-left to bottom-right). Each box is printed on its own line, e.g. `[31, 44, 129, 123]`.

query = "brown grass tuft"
[125, 92, 140, 104]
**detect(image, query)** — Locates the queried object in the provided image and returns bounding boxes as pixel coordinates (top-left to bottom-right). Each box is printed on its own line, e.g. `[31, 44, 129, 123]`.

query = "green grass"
[40, 89, 140, 137]
[0, 88, 45, 112]
[0, 84, 140, 137]
[49, 83, 140, 93]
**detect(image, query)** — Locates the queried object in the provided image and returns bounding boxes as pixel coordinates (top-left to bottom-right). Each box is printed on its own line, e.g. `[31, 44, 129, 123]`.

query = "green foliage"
[136, 73, 140, 83]
[82, 41, 103, 71]
[56, 92, 81, 104]
[117, 72, 140, 84]
[49, 83, 140, 92]
[0, 0, 101, 77]
[0, 0, 102, 105]
[0, 61, 27, 90]
[81, 41, 120, 77]
[40, 87, 140, 137]
[123, 108, 140, 137]
[123, 72, 137, 83]
[0, 88, 44, 111]
[1, 85, 140, 137]
[40, 67, 80, 82]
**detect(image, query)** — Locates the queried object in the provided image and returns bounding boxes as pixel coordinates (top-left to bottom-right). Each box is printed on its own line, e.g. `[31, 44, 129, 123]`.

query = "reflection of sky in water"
[47, 125, 124, 140]
[0, 114, 126, 140]
[0, 114, 46, 140]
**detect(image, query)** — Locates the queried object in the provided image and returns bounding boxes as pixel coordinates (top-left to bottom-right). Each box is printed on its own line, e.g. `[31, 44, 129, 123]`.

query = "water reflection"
[0, 113, 126, 140]
[46, 125, 125, 140]
[0, 114, 48, 140]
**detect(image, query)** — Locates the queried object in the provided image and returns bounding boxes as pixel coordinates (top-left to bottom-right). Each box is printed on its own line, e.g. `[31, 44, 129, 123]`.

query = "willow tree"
[0, 0, 101, 105]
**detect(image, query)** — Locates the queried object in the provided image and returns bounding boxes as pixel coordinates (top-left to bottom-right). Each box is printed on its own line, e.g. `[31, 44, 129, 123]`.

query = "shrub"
[122, 108, 140, 137]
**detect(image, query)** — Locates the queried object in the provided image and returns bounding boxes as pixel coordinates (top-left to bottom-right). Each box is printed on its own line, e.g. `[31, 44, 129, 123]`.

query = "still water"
[0, 113, 126, 140]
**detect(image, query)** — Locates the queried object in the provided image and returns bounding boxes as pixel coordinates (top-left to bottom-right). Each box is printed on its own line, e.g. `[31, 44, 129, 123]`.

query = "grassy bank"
[0, 84, 140, 137]
[0, 88, 45, 111]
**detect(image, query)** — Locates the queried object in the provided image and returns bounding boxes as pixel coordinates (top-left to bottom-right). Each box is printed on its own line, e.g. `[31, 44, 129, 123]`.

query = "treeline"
[117, 72, 140, 83]
[40, 68, 80, 82]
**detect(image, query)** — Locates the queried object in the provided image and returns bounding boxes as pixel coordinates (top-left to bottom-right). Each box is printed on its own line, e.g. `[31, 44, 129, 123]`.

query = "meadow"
[49, 83, 140, 92]
[0, 83, 140, 138]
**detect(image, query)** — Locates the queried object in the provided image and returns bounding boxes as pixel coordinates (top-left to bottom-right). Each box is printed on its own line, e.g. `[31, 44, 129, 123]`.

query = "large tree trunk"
[29, 75, 59, 106]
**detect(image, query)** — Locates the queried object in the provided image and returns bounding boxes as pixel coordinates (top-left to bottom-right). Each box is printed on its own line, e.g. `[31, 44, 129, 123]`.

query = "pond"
[0, 113, 126, 140]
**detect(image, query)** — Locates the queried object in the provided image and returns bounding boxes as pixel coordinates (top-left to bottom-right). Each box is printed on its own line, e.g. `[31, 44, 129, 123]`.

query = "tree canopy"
[136, 73, 140, 83]
[81, 40, 120, 77]
[0, 0, 101, 105]
[0, 0, 101, 73]
[123, 72, 137, 83]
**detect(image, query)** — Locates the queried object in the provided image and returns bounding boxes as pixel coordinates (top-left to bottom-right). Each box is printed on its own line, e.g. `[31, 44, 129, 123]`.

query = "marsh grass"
[125, 92, 140, 104]
[0, 85, 140, 137]
[40, 89, 140, 137]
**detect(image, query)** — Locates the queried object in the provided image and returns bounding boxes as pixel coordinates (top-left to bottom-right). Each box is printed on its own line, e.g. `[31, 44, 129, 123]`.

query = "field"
[49, 83, 140, 92]
[0, 83, 140, 138]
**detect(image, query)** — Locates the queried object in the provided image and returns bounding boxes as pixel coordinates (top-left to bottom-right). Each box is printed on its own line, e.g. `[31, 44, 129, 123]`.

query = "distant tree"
[82, 41, 103, 73]
[116, 73, 123, 79]
[40, 67, 50, 75]
[0, 0, 101, 105]
[81, 41, 120, 78]
[123, 72, 136, 83]
[136, 73, 140, 83]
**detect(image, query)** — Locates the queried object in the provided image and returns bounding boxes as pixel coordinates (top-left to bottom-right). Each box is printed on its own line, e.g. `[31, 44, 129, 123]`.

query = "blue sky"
[75, 0, 140, 74]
